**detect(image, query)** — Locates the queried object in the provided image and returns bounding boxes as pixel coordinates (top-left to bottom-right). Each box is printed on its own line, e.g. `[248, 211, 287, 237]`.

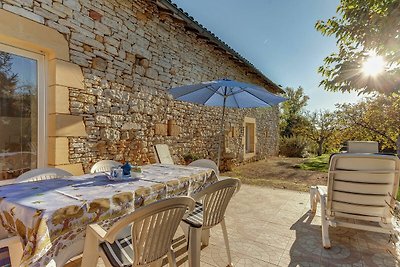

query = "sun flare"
[362, 52, 386, 77]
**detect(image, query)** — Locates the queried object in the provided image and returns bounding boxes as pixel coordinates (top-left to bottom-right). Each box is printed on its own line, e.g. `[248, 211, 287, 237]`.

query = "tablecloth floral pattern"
[0, 164, 216, 267]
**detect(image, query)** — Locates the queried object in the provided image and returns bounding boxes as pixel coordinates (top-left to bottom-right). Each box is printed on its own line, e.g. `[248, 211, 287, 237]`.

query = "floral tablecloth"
[0, 164, 216, 267]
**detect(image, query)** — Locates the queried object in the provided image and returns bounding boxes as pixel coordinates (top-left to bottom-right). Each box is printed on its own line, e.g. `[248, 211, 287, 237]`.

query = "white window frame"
[0, 43, 47, 168]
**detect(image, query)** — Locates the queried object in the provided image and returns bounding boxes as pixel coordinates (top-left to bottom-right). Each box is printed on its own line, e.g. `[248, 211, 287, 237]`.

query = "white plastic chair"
[310, 153, 400, 248]
[154, 144, 174, 165]
[347, 141, 379, 153]
[15, 168, 72, 183]
[81, 196, 195, 267]
[188, 159, 220, 177]
[181, 178, 241, 267]
[90, 160, 121, 173]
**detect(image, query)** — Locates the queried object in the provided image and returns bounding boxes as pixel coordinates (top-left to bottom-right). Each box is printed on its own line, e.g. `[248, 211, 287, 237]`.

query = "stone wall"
[0, 0, 280, 172]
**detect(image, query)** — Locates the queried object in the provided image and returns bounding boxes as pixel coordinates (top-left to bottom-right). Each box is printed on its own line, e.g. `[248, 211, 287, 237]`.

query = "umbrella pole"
[217, 96, 227, 169]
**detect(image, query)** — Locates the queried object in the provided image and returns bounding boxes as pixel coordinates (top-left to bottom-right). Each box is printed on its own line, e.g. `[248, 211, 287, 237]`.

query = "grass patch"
[296, 154, 330, 172]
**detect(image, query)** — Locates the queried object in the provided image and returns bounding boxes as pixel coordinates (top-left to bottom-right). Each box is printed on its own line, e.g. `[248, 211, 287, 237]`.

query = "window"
[243, 117, 257, 159]
[243, 117, 256, 159]
[245, 123, 255, 153]
[0, 44, 45, 179]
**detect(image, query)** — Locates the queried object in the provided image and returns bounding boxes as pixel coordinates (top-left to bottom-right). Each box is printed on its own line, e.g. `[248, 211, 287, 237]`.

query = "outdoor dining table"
[0, 164, 217, 267]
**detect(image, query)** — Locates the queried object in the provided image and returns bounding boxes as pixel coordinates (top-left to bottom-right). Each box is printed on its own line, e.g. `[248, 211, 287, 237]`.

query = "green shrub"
[279, 136, 308, 157]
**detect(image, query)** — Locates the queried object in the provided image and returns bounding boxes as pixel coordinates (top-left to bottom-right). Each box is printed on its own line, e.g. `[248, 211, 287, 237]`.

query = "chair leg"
[201, 229, 210, 246]
[188, 226, 202, 267]
[81, 229, 100, 267]
[310, 186, 318, 213]
[320, 196, 331, 249]
[220, 219, 233, 267]
[167, 247, 177, 267]
[9, 239, 23, 267]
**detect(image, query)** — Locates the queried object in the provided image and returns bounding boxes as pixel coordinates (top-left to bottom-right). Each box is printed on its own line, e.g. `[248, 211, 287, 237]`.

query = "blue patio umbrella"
[168, 79, 286, 167]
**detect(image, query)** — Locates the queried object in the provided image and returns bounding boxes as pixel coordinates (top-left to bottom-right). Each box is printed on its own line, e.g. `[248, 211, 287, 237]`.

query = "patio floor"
[71, 185, 398, 267]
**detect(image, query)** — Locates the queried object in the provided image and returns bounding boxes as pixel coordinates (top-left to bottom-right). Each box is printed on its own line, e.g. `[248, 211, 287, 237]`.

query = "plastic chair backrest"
[347, 141, 378, 153]
[327, 153, 400, 223]
[103, 196, 195, 266]
[194, 178, 240, 228]
[188, 159, 219, 176]
[15, 168, 72, 183]
[90, 160, 121, 173]
[154, 144, 174, 164]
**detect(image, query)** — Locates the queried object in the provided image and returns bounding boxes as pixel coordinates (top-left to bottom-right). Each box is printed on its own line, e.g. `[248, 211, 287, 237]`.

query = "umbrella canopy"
[169, 79, 286, 108]
[168, 79, 286, 167]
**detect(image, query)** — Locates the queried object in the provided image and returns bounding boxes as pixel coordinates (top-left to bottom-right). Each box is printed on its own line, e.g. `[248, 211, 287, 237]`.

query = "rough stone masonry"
[1, 0, 280, 172]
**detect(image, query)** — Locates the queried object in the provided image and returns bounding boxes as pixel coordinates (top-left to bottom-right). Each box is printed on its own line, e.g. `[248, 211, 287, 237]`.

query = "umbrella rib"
[232, 92, 241, 108]
[241, 89, 274, 106]
[208, 85, 226, 97]
[171, 84, 219, 100]
[206, 85, 224, 96]
[203, 86, 220, 105]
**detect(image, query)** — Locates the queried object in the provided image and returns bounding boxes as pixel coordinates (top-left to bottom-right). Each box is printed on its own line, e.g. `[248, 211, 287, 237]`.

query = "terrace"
[64, 185, 396, 267]
[0, 0, 399, 266]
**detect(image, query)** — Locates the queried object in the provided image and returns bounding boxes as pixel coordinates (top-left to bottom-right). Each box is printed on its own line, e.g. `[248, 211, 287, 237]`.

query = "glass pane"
[0, 50, 38, 179]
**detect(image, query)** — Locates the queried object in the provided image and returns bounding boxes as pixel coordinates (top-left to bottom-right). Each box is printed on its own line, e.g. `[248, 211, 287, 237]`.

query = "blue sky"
[172, 0, 364, 111]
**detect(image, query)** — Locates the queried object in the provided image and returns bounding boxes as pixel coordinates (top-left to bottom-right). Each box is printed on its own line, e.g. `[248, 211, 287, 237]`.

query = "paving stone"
[92, 185, 399, 267]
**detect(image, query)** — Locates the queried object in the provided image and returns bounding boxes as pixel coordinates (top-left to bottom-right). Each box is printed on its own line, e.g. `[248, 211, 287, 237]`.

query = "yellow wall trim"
[49, 59, 85, 90]
[0, 9, 69, 60]
[243, 117, 257, 160]
[0, 9, 87, 170]
[48, 85, 70, 114]
[48, 137, 70, 165]
[55, 163, 84, 176]
[48, 114, 88, 137]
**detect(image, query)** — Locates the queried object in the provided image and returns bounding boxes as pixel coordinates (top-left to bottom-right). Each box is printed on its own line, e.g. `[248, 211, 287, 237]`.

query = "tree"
[299, 110, 338, 156]
[335, 94, 400, 154]
[316, 0, 400, 94]
[280, 87, 310, 137]
[0, 51, 18, 97]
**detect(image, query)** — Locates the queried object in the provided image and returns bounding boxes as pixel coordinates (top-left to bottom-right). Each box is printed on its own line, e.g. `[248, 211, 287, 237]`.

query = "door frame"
[0, 43, 47, 168]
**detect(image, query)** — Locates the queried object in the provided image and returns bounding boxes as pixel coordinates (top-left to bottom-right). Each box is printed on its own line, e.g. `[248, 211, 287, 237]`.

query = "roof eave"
[155, 0, 285, 94]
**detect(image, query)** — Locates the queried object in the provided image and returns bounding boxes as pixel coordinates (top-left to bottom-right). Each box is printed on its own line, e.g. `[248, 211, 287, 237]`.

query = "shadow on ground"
[289, 211, 398, 266]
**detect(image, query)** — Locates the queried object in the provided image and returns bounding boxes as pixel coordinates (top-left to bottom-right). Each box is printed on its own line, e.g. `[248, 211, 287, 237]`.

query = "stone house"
[0, 0, 283, 178]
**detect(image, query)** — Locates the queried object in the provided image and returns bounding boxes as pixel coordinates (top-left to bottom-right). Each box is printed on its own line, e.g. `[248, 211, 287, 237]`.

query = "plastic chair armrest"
[88, 224, 107, 241]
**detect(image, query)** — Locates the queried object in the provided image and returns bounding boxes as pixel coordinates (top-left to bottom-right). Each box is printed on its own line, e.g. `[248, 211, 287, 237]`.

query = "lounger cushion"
[100, 237, 134, 267]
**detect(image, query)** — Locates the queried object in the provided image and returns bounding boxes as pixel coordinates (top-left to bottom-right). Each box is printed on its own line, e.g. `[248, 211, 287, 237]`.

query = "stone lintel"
[0, 9, 69, 60]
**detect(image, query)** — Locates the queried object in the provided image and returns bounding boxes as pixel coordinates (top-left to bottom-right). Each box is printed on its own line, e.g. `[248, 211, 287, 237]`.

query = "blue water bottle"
[122, 162, 131, 176]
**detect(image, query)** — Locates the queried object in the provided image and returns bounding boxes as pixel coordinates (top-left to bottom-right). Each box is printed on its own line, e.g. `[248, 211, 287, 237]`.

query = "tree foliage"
[298, 110, 339, 156]
[316, 0, 400, 94]
[335, 93, 400, 154]
[280, 87, 310, 137]
[0, 51, 18, 97]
